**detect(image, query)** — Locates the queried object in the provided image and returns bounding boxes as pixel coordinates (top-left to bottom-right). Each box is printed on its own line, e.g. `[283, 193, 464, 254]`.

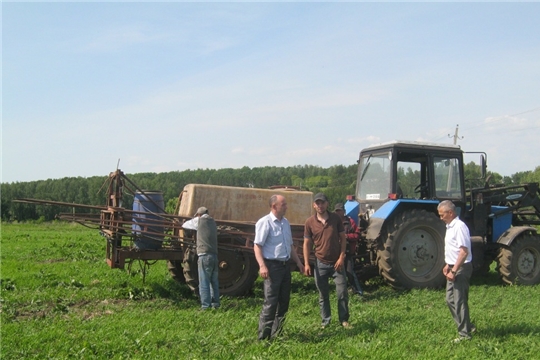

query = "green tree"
[2, 162, 538, 222]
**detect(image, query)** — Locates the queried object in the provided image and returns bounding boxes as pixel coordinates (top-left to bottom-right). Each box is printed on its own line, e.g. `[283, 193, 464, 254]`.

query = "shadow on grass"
[288, 317, 380, 343]
[290, 274, 318, 295]
[149, 278, 198, 302]
[148, 278, 263, 311]
[482, 323, 540, 338]
[358, 276, 409, 302]
[471, 269, 502, 287]
[145, 268, 504, 306]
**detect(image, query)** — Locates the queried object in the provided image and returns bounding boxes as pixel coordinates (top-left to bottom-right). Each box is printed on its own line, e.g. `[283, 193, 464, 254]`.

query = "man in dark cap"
[334, 203, 364, 297]
[303, 193, 351, 329]
[183, 206, 219, 310]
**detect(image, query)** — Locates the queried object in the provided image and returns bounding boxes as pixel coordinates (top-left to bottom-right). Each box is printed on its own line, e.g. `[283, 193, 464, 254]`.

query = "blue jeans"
[314, 258, 349, 325]
[198, 254, 220, 309]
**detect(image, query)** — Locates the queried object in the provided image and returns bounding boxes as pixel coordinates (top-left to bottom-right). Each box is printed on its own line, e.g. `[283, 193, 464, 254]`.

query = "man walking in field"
[254, 195, 305, 340]
[303, 193, 351, 329]
[183, 206, 220, 310]
[438, 200, 475, 343]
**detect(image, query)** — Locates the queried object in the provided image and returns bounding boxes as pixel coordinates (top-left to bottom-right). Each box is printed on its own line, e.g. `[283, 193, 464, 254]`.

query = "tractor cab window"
[396, 161, 421, 199]
[433, 156, 462, 198]
[357, 153, 391, 201]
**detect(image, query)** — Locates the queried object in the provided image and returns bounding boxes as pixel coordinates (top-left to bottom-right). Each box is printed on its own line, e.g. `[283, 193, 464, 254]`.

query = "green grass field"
[1, 222, 539, 359]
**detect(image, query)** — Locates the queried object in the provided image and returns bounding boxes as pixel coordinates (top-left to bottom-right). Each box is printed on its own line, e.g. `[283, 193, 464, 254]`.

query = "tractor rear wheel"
[378, 209, 446, 289]
[167, 260, 186, 284]
[182, 248, 199, 293]
[181, 247, 258, 297]
[497, 233, 540, 285]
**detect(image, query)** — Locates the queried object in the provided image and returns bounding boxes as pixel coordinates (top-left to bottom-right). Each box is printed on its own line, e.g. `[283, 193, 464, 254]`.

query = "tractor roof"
[360, 140, 462, 154]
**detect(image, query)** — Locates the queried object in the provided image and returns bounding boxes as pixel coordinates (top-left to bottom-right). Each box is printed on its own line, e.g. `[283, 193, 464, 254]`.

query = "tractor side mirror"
[480, 154, 487, 179]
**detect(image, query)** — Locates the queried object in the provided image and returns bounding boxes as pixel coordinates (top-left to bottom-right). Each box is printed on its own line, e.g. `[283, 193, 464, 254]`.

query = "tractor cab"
[355, 141, 466, 216]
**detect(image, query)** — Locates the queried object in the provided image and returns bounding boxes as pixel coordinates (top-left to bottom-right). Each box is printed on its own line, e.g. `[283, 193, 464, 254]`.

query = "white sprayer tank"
[178, 184, 314, 225]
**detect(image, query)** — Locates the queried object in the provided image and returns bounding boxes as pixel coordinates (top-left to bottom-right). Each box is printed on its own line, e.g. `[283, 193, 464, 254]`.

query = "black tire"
[497, 233, 540, 285]
[182, 246, 258, 297]
[182, 248, 199, 293]
[167, 260, 186, 284]
[378, 209, 446, 289]
[217, 248, 258, 297]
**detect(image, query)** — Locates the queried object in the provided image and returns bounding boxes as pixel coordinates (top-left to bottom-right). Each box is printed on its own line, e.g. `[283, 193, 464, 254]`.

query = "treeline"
[2, 164, 539, 222]
[1, 165, 356, 221]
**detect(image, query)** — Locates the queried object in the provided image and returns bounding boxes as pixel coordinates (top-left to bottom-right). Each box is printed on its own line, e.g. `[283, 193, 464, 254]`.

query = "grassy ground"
[1, 222, 539, 359]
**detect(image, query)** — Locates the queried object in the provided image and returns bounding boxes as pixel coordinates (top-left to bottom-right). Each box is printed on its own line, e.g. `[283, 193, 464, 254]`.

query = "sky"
[2, 2, 540, 183]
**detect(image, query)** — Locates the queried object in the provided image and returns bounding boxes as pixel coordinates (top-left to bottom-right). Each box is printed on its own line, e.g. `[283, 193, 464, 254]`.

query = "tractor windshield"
[357, 152, 391, 201]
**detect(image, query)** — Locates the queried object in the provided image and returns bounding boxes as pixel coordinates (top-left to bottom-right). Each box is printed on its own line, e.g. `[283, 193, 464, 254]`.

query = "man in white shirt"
[438, 200, 475, 343]
[254, 195, 304, 340]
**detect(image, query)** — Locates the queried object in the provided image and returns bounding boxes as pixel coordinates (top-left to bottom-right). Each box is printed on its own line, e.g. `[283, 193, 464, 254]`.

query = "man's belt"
[265, 258, 289, 265]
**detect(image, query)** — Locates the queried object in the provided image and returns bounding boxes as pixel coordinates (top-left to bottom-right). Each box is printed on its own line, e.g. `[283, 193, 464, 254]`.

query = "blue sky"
[3, 2, 540, 183]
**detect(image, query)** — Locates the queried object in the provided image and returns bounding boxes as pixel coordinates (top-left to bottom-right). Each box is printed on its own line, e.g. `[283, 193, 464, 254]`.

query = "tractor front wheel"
[378, 209, 446, 289]
[497, 233, 540, 285]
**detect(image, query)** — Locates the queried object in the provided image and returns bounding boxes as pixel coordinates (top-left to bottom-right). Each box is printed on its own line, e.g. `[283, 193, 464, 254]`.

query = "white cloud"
[344, 135, 382, 145]
[81, 26, 167, 52]
[3, 3, 540, 182]
[231, 147, 244, 154]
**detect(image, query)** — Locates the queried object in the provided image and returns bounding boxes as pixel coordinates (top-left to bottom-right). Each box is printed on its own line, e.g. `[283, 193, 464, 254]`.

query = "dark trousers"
[258, 260, 291, 340]
[446, 262, 473, 338]
[346, 254, 363, 294]
[314, 259, 349, 325]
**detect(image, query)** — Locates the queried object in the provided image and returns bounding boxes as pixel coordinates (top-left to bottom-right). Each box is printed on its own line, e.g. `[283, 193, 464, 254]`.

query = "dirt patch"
[4, 298, 132, 322]
[41, 258, 66, 263]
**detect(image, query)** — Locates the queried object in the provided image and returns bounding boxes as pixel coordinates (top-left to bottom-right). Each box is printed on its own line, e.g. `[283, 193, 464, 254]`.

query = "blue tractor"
[347, 141, 540, 289]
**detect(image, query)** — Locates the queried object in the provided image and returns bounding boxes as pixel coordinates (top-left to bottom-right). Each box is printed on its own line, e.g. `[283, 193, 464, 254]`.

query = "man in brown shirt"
[303, 193, 350, 329]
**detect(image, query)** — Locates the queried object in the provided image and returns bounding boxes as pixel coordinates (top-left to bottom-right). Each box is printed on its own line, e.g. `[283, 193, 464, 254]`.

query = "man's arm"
[446, 246, 469, 281]
[182, 217, 199, 230]
[254, 244, 269, 279]
[290, 244, 304, 275]
[253, 218, 270, 279]
[348, 218, 360, 240]
[334, 231, 347, 271]
[453, 246, 469, 272]
[303, 237, 313, 276]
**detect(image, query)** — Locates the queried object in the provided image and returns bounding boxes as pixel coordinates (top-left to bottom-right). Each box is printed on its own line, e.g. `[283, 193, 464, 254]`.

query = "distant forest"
[2, 164, 540, 222]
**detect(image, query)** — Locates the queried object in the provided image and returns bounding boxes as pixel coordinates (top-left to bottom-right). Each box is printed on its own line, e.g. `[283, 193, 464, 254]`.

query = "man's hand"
[443, 264, 450, 276]
[304, 264, 312, 276]
[334, 256, 345, 272]
[259, 265, 269, 279]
